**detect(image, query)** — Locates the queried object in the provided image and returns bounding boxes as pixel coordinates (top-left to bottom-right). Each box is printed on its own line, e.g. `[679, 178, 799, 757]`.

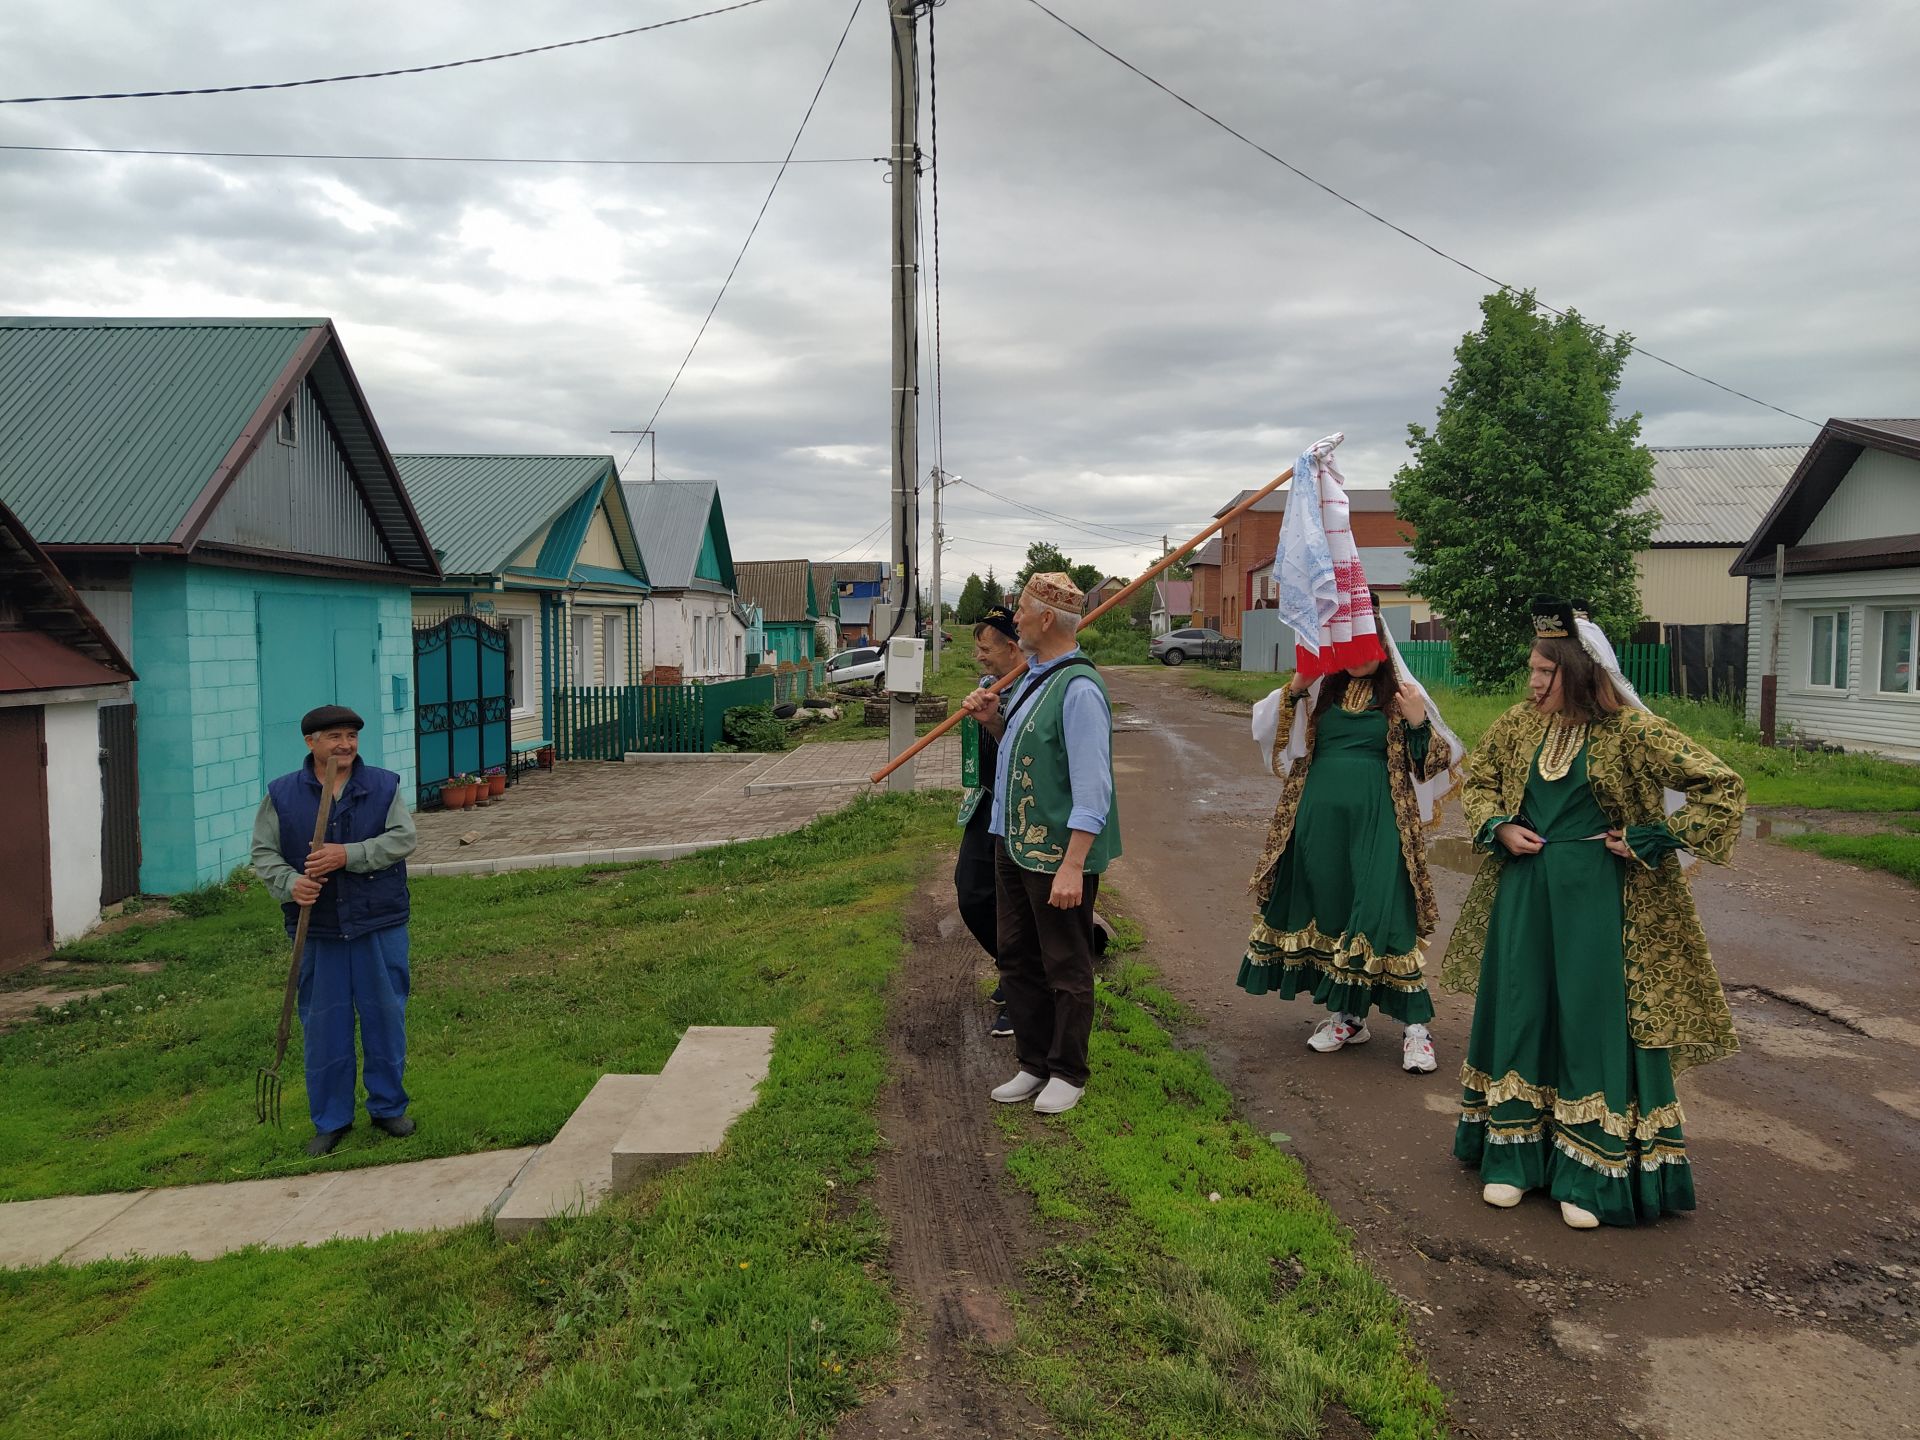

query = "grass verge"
[990, 915, 1447, 1439]
[0, 794, 952, 1439]
[1779, 831, 1920, 887]
[1177, 670, 1920, 812]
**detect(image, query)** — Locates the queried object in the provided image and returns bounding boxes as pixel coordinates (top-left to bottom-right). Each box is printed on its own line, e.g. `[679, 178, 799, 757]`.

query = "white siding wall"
[641, 593, 742, 678]
[44, 699, 105, 942]
[1744, 566, 1920, 758]
[1635, 548, 1748, 626]
[492, 594, 545, 744]
[1802, 450, 1920, 545]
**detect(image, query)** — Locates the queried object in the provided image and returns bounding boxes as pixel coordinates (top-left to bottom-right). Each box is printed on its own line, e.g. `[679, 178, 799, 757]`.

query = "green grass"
[792, 633, 983, 745]
[0, 795, 953, 1439]
[992, 915, 1446, 1440]
[1177, 670, 1920, 812]
[1780, 832, 1920, 886]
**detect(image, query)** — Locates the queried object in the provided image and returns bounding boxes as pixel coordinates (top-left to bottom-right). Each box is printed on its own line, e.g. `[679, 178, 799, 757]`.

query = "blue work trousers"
[297, 925, 411, 1134]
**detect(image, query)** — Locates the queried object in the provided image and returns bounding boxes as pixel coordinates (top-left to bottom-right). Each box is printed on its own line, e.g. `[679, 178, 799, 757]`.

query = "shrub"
[721, 703, 790, 753]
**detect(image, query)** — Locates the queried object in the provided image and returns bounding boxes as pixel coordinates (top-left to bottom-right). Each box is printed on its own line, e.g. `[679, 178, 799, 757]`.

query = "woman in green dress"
[1443, 598, 1745, 1229]
[1240, 635, 1462, 1073]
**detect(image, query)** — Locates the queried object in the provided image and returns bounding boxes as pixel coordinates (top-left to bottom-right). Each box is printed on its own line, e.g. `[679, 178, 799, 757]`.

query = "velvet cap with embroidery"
[1023, 571, 1084, 613]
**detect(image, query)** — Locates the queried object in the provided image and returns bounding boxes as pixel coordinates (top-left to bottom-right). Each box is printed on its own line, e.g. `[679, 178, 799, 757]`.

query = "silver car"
[824, 646, 886, 684]
[1150, 627, 1230, 666]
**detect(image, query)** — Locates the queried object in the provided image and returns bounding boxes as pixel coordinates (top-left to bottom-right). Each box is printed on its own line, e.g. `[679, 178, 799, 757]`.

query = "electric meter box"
[885, 637, 927, 694]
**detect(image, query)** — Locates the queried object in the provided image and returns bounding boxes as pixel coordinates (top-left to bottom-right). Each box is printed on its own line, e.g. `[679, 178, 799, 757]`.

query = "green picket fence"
[1396, 640, 1466, 689]
[555, 674, 783, 759]
[1391, 639, 1669, 697]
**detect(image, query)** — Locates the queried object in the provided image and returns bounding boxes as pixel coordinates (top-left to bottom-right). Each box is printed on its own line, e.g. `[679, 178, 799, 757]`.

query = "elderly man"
[960, 572, 1121, 1115]
[250, 704, 418, 1156]
[955, 605, 1027, 1038]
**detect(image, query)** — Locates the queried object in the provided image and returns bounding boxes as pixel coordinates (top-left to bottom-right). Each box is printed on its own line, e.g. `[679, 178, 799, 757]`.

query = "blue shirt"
[988, 647, 1115, 841]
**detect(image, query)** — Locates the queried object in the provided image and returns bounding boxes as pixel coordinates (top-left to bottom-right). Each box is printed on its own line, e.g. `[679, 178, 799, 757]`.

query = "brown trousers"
[993, 842, 1100, 1087]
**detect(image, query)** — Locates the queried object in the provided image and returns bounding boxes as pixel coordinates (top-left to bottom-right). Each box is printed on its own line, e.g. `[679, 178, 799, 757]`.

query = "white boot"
[990, 1071, 1046, 1104]
[1401, 1024, 1437, 1073]
[1560, 1201, 1600, 1230]
[1482, 1183, 1525, 1208]
[1033, 1077, 1085, 1114]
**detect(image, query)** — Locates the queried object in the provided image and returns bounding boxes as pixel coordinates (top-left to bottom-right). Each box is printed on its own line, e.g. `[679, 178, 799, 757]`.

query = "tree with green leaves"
[1015, 543, 1073, 594]
[1068, 562, 1105, 596]
[1392, 288, 1658, 688]
[954, 573, 987, 625]
[983, 567, 1001, 609]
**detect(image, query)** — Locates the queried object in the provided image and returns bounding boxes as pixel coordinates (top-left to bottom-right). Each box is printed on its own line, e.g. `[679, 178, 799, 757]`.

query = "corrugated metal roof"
[0, 317, 318, 544]
[1214, 484, 1397, 518]
[838, 596, 875, 626]
[1841, 418, 1920, 446]
[0, 317, 437, 574]
[623, 480, 735, 591]
[735, 559, 818, 623]
[1154, 580, 1193, 613]
[1640, 445, 1805, 546]
[396, 454, 619, 577]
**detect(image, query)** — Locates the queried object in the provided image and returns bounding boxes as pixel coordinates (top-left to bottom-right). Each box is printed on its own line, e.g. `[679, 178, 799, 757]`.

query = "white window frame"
[603, 613, 628, 686]
[692, 614, 705, 675]
[505, 614, 534, 717]
[275, 399, 298, 447]
[1873, 605, 1919, 698]
[1806, 608, 1850, 692]
[572, 614, 596, 686]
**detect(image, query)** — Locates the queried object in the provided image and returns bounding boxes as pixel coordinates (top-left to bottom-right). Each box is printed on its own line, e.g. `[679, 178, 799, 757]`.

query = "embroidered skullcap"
[1529, 596, 1578, 641]
[1023, 571, 1084, 613]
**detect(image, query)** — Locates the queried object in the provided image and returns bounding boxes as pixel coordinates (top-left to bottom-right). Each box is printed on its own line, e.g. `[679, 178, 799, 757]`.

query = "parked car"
[824, 646, 886, 684]
[1150, 627, 1232, 666]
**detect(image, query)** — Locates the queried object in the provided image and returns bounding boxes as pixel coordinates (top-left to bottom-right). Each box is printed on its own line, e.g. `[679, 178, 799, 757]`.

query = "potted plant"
[537, 744, 556, 770]
[438, 779, 461, 810]
[485, 766, 507, 797]
[451, 775, 475, 809]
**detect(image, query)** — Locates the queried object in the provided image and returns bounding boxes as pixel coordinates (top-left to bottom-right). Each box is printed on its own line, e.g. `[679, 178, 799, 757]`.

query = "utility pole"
[875, 0, 922, 792]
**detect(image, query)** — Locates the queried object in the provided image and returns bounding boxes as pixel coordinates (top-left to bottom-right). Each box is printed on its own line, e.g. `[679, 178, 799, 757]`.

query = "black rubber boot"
[306, 1126, 350, 1157]
[371, 1115, 416, 1138]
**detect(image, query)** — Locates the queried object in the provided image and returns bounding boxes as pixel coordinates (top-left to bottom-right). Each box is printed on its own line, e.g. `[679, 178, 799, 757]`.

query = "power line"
[0, 142, 882, 167]
[0, 0, 778, 105]
[821, 517, 892, 561]
[952, 476, 1172, 542]
[1021, 0, 1818, 429]
[624, 0, 862, 465]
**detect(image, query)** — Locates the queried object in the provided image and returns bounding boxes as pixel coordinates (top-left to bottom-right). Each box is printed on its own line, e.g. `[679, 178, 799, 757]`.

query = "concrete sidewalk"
[414, 737, 961, 871]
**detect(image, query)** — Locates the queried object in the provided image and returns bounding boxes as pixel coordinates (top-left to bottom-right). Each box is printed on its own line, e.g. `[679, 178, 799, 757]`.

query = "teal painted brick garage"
[130, 564, 417, 891]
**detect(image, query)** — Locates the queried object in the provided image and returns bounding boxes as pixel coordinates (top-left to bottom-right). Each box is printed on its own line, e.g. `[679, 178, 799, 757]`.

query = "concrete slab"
[611, 1026, 776, 1193]
[269, 1148, 537, 1247]
[0, 1191, 147, 1269]
[62, 1172, 344, 1264]
[494, 1075, 657, 1240]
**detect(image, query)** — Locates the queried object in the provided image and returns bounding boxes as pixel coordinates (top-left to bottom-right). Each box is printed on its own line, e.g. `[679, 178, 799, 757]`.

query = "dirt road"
[1104, 666, 1920, 1440]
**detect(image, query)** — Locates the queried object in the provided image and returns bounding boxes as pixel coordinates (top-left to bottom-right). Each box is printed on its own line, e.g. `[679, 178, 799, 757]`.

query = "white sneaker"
[1483, 1183, 1525, 1208]
[1307, 1015, 1371, 1053]
[990, 1071, 1046, 1104]
[1033, 1077, 1085, 1114]
[1402, 1025, 1437, 1073]
[1560, 1201, 1600, 1230]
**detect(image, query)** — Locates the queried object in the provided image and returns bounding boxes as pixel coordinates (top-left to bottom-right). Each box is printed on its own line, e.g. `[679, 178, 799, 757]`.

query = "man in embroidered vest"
[250, 705, 418, 1157]
[961, 571, 1121, 1115]
[955, 605, 1027, 1038]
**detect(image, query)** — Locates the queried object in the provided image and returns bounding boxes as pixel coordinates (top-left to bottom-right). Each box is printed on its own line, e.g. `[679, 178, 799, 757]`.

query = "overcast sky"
[3, 0, 1914, 597]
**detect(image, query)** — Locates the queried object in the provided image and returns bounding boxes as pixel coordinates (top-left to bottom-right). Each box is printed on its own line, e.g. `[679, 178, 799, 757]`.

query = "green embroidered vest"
[1005, 663, 1122, 875]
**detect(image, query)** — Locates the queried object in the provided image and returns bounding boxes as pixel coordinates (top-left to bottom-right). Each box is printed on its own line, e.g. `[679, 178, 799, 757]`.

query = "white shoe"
[1402, 1025, 1437, 1073]
[1308, 1015, 1371, 1053]
[1033, 1077, 1085, 1115]
[1482, 1183, 1525, 1208]
[990, 1071, 1046, 1104]
[1560, 1201, 1600, 1230]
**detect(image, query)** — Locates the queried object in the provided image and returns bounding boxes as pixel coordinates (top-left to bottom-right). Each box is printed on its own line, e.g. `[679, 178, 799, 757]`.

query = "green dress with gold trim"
[1238, 700, 1436, 1024]
[1452, 734, 1692, 1225]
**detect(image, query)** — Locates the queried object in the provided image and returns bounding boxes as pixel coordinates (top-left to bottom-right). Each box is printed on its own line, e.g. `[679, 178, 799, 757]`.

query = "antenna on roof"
[610, 428, 657, 483]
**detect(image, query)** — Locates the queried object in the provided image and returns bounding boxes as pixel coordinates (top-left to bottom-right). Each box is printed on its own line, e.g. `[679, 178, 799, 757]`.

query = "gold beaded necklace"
[1536, 719, 1588, 782]
[1338, 676, 1374, 713]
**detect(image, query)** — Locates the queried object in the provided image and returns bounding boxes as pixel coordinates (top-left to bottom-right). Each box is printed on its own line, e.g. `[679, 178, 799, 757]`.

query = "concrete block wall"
[131, 561, 418, 894]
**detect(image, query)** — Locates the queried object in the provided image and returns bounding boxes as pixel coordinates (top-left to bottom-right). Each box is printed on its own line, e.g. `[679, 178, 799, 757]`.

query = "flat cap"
[300, 704, 366, 735]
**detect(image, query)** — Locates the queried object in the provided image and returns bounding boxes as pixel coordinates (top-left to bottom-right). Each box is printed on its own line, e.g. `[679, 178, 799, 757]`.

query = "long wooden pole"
[869, 462, 1298, 783]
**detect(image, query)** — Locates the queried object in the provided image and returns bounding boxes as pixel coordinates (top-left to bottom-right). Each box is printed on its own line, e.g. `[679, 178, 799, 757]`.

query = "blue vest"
[267, 758, 410, 941]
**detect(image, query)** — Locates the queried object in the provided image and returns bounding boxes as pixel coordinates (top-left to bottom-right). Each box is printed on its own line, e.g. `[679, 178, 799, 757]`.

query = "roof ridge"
[1648, 443, 1806, 452]
[0, 316, 327, 328]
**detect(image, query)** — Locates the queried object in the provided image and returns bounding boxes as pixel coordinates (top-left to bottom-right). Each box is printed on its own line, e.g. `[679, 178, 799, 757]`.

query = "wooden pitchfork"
[256, 756, 337, 1126]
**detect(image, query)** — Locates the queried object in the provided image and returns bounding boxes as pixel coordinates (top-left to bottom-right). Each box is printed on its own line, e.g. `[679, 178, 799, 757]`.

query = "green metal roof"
[571, 563, 649, 591]
[0, 317, 322, 544]
[395, 454, 647, 583]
